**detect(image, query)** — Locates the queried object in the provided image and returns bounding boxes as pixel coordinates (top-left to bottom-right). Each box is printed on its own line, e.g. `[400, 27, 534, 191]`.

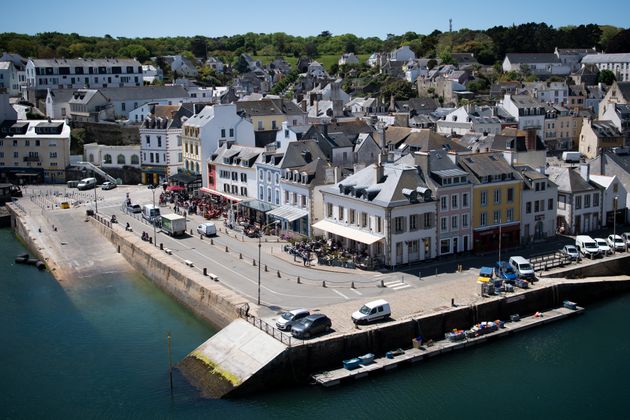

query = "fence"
[238, 304, 300, 347]
[530, 251, 572, 272]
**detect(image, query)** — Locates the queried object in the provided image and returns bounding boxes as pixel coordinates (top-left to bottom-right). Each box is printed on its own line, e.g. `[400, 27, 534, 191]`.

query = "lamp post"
[148, 185, 157, 246]
[94, 182, 98, 214]
[498, 217, 502, 262]
[613, 196, 618, 253]
[258, 220, 279, 306]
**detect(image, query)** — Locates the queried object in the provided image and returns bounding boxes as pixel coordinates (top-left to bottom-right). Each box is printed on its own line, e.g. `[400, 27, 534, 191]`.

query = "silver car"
[276, 308, 310, 331]
[562, 245, 580, 261]
[607, 235, 625, 252]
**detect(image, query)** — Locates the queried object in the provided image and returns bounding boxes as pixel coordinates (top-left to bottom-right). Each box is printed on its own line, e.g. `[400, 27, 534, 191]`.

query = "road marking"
[391, 283, 412, 290]
[332, 289, 349, 300]
[383, 280, 412, 290]
[383, 280, 402, 287]
[350, 288, 363, 296]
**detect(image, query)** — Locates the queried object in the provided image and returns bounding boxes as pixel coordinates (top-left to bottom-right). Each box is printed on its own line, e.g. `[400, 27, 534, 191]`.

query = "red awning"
[166, 185, 185, 191]
[199, 187, 242, 202]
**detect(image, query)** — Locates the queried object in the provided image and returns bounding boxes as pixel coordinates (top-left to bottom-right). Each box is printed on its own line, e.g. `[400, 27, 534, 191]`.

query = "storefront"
[239, 199, 277, 225]
[267, 205, 309, 236]
[473, 223, 520, 254]
[141, 165, 167, 185]
[168, 173, 201, 194]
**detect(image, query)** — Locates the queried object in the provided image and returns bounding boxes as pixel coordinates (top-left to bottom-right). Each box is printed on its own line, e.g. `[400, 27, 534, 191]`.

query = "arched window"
[195, 162, 200, 173]
[117, 154, 126, 165]
[130, 154, 139, 165]
[104, 154, 112, 164]
[185, 161, 189, 170]
[88, 153, 94, 163]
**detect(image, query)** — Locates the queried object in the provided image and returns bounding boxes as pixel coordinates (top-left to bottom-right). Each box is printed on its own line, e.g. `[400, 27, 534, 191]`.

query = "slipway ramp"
[179, 319, 288, 398]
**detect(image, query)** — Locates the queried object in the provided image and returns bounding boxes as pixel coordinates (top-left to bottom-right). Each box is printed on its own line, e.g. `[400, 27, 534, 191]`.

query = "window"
[548, 198, 554, 211]
[221, 129, 226, 137]
[149, 153, 154, 163]
[229, 128, 234, 137]
[338, 206, 344, 221]
[49, 152, 57, 158]
[462, 214, 469, 228]
[451, 215, 458, 230]
[285, 190, 290, 204]
[272, 120, 277, 130]
[177, 153, 182, 163]
[480, 212, 487, 226]
[259, 170, 264, 180]
[441, 196, 448, 211]
[117, 154, 126, 164]
[506, 208, 513, 222]
[326, 203, 333, 218]
[613, 183, 619, 193]
[451, 194, 458, 209]
[231, 185, 238, 194]
[275, 173, 279, 184]
[104, 154, 112, 164]
[409, 214, 418, 230]
[593, 193, 599, 207]
[526, 202, 532, 214]
[423, 213, 432, 228]
[575, 195, 582, 209]
[375, 216, 382, 233]
[394, 216, 406, 233]
[584, 194, 591, 208]
[122, 102, 126, 111]
[258, 121, 263, 130]
[441, 217, 448, 231]
[240, 173, 247, 182]
[361, 212, 368, 228]
[494, 188, 501, 204]
[157, 136, 161, 148]
[145, 135, 150, 145]
[507, 188, 514, 203]
[534, 201, 540, 212]
[231, 172, 237, 181]
[493, 210, 500, 224]
[259, 186, 264, 199]
[480, 191, 487, 207]
[240, 187, 247, 196]
[267, 171, 271, 183]
[440, 239, 451, 254]
[275, 189, 279, 205]
[349, 209, 356, 224]
[463, 192, 469, 207]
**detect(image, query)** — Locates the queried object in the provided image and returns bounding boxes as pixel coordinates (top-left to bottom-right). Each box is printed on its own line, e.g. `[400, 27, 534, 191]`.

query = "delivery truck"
[160, 214, 187, 237]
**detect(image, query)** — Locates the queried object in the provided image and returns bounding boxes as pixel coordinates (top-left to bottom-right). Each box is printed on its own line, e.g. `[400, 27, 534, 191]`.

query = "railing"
[530, 251, 572, 272]
[238, 304, 300, 347]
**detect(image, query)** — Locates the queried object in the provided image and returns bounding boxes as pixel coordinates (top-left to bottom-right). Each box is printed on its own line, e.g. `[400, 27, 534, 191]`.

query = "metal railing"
[238, 304, 300, 347]
[530, 251, 572, 272]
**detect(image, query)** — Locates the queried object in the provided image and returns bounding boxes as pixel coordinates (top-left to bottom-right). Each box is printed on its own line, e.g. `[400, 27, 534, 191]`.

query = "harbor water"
[1, 227, 629, 419]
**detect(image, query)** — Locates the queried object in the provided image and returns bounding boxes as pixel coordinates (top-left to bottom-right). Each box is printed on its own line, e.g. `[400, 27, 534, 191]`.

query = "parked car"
[495, 261, 518, 283]
[101, 181, 117, 190]
[126, 204, 142, 213]
[594, 238, 612, 255]
[575, 235, 601, 259]
[508, 256, 536, 280]
[561, 245, 580, 261]
[351, 300, 391, 325]
[291, 314, 332, 339]
[77, 177, 97, 191]
[197, 222, 217, 237]
[276, 308, 310, 331]
[622, 232, 630, 249]
[607, 234, 626, 252]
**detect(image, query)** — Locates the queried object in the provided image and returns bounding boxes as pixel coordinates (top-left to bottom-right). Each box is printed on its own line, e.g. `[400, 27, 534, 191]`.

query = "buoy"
[35, 261, 46, 270]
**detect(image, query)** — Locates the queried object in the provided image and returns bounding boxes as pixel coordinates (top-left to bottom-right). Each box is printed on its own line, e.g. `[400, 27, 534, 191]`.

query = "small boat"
[445, 329, 466, 342]
[563, 300, 578, 310]
[343, 358, 361, 370]
[358, 353, 374, 365]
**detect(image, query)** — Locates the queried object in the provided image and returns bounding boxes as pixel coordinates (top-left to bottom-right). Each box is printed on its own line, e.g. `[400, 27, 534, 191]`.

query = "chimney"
[314, 100, 319, 117]
[525, 128, 536, 150]
[579, 163, 590, 181]
[388, 94, 395, 112]
[375, 154, 385, 181]
[300, 99, 307, 112]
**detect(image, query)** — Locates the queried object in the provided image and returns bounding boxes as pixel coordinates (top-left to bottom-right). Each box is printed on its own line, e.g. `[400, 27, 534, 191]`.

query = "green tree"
[190, 36, 208, 60]
[234, 55, 250, 74]
[380, 78, 416, 101]
[117, 44, 150, 62]
[598, 69, 616, 85]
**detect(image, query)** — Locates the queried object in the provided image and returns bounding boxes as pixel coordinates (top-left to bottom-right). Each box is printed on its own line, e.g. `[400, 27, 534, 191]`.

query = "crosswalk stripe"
[391, 284, 412, 290]
[383, 280, 402, 287]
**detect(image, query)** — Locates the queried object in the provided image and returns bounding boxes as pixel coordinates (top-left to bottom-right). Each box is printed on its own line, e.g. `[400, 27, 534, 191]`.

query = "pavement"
[16, 184, 630, 327]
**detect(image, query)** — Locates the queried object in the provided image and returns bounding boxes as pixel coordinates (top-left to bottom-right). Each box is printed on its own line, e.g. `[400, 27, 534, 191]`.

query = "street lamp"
[94, 182, 98, 214]
[148, 185, 157, 246]
[613, 196, 618, 253]
[258, 220, 280, 305]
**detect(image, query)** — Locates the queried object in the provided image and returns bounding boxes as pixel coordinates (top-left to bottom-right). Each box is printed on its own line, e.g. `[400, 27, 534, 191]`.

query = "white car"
[622, 233, 630, 249]
[101, 181, 117, 190]
[607, 235, 625, 252]
[275, 308, 310, 331]
[562, 245, 580, 261]
[594, 238, 612, 255]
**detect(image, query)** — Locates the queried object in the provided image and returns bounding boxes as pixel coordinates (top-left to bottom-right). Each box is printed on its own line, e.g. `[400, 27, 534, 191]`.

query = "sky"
[3, 0, 629, 39]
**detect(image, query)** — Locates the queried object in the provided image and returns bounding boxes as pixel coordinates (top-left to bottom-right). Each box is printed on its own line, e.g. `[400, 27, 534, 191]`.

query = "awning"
[166, 185, 185, 191]
[239, 199, 277, 213]
[312, 220, 384, 245]
[199, 187, 242, 202]
[268, 205, 308, 222]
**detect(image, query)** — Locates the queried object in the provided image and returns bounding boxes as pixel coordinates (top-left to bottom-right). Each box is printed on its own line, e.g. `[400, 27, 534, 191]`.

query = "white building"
[84, 143, 141, 168]
[550, 165, 602, 235]
[518, 167, 557, 243]
[162, 55, 198, 78]
[502, 53, 571, 76]
[307, 61, 327, 78]
[523, 81, 569, 105]
[0, 61, 19, 96]
[589, 174, 627, 228]
[206, 57, 225, 74]
[139, 103, 194, 184]
[0, 53, 28, 94]
[389, 46, 416, 62]
[582, 53, 630, 82]
[205, 143, 263, 202]
[316, 161, 437, 268]
[142, 65, 163, 84]
[338, 53, 360, 66]
[274, 121, 310, 152]
[436, 105, 502, 136]
[498, 95, 547, 140]
[179, 104, 255, 186]
[25, 58, 143, 90]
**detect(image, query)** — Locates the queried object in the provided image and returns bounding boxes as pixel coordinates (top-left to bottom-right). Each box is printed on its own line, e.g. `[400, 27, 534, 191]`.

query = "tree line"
[0, 23, 628, 66]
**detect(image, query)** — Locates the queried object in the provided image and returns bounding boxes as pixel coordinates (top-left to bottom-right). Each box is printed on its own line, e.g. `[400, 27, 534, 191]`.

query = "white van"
[197, 222, 217, 237]
[351, 299, 391, 325]
[142, 204, 161, 223]
[77, 177, 97, 190]
[575, 235, 601, 259]
[508, 256, 535, 280]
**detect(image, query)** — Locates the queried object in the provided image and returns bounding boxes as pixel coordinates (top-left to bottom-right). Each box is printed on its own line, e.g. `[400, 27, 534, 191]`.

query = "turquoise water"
[1, 227, 629, 419]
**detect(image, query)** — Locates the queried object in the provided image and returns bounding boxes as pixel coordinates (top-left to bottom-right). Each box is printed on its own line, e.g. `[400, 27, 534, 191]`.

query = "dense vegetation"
[1, 23, 628, 68]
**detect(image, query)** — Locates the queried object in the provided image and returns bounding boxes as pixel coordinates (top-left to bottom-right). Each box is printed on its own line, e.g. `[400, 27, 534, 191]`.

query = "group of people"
[159, 191, 228, 220]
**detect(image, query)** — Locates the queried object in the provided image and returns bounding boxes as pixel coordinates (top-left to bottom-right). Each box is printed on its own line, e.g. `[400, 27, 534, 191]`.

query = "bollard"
[451, 298, 455, 307]
[297, 276, 301, 284]
[117, 245, 120, 253]
[322, 280, 326, 288]
[149, 237, 153, 244]
[203, 268, 207, 276]
[210, 238, 214, 245]
[160, 243, 163, 250]
[277, 270, 281, 278]
[380, 279, 385, 288]
[225, 246, 229, 252]
[418, 271, 422, 281]
[200, 234, 203, 240]
[351, 281, 355, 289]
[239, 253, 243, 259]
[190, 229, 193, 235]
[253, 259, 256, 266]
[264, 264, 268, 272]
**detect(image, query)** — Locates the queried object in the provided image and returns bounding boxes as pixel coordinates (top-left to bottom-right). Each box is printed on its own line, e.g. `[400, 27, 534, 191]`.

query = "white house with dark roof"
[316, 161, 437, 268]
[589, 174, 627, 228]
[555, 47, 598, 72]
[582, 53, 630, 82]
[579, 119, 624, 159]
[517, 166, 557, 243]
[498, 94, 547, 140]
[389, 46, 416, 62]
[502, 53, 571, 77]
[0, 53, 27, 94]
[206, 143, 263, 202]
[436, 105, 502, 136]
[0, 61, 19, 96]
[338, 53, 359, 66]
[25, 58, 143, 90]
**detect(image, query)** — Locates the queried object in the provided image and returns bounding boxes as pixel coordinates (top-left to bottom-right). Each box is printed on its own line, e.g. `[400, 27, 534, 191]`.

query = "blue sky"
[4, 0, 629, 38]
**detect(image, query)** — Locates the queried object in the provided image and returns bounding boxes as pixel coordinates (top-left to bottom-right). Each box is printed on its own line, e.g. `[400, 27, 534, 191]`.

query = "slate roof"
[47, 88, 75, 103]
[280, 140, 328, 169]
[30, 58, 141, 68]
[458, 153, 519, 182]
[509, 95, 546, 109]
[395, 97, 440, 114]
[100, 85, 188, 101]
[615, 82, 630, 101]
[582, 53, 630, 64]
[548, 168, 595, 193]
[591, 120, 623, 138]
[403, 129, 467, 152]
[236, 99, 305, 117]
[505, 53, 561, 64]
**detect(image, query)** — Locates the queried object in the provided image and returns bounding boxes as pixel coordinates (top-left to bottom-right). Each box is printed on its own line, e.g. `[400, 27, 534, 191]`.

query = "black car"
[127, 204, 142, 213]
[290, 314, 332, 339]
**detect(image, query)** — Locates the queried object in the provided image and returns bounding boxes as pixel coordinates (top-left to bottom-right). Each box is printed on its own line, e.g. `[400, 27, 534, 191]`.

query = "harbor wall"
[7, 205, 48, 266]
[543, 255, 630, 279]
[89, 216, 247, 329]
